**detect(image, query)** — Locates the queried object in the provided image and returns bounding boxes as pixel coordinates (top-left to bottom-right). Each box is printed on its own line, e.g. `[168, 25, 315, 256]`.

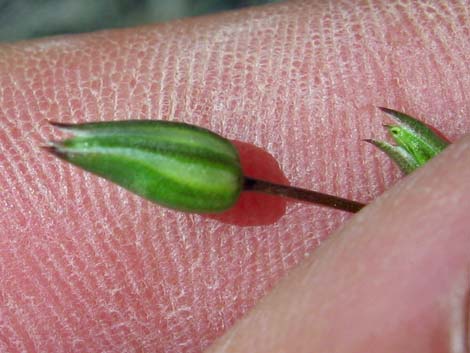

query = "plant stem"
[243, 177, 365, 213]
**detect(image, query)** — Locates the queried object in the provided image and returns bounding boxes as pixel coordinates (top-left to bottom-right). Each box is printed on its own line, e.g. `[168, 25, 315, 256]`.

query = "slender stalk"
[243, 177, 365, 213]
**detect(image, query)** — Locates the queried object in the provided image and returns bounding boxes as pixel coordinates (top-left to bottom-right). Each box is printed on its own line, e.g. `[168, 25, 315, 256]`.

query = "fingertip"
[207, 135, 470, 353]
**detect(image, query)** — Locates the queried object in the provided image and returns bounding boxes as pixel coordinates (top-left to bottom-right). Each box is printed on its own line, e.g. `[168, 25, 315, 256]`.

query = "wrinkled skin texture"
[209, 135, 470, 352]
[1, 1, 470, 352]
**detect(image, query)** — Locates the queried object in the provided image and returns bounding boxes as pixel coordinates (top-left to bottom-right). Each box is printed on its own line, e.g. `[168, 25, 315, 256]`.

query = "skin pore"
[0, 1, 469, 352]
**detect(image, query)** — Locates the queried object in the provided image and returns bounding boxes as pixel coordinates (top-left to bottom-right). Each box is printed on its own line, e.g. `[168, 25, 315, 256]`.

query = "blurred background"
[0, 0, 281, 42]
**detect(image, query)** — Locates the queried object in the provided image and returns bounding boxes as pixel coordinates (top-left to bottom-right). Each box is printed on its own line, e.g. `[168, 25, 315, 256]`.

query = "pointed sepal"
[364, 139, 419, 174]
[368, 108, 450, 174]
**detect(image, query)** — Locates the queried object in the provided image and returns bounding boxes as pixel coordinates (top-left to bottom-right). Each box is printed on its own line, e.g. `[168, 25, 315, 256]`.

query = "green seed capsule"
[47, 120, 243, 213]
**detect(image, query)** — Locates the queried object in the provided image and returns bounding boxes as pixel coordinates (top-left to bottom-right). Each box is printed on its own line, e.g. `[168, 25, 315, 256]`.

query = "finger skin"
[208, 135, 470, 353]
[0, 1, 469, 352]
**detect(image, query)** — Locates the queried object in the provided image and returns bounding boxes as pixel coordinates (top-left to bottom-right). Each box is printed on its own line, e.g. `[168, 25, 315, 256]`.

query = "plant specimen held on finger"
[43, 107, 451, 215]
[44, 120, 365, 214]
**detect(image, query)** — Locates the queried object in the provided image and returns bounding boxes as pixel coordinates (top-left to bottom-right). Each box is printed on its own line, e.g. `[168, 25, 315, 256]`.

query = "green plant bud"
[47, 120, 244, 213]
[385, 124, 432, 165]
[367, 107, 450, 174]
[380, 107, 449, 154]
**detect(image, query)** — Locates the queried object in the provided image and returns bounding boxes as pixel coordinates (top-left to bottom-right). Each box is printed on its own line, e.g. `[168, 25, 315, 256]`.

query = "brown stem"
[243, 177, 365, 213]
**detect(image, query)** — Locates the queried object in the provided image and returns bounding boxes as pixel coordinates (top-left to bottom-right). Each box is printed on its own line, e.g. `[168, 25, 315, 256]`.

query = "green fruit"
[47, 120, 243, 213]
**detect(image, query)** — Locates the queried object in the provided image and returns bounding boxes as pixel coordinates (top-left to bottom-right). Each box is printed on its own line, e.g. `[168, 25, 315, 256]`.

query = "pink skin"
[0, 1, 469, 352]
[209, 135, 470, 352]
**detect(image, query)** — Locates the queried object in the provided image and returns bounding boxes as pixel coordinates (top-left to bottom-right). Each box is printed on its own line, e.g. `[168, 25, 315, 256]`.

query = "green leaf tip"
[370, 108, 450, 174]
[46, 120, 244, 213]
